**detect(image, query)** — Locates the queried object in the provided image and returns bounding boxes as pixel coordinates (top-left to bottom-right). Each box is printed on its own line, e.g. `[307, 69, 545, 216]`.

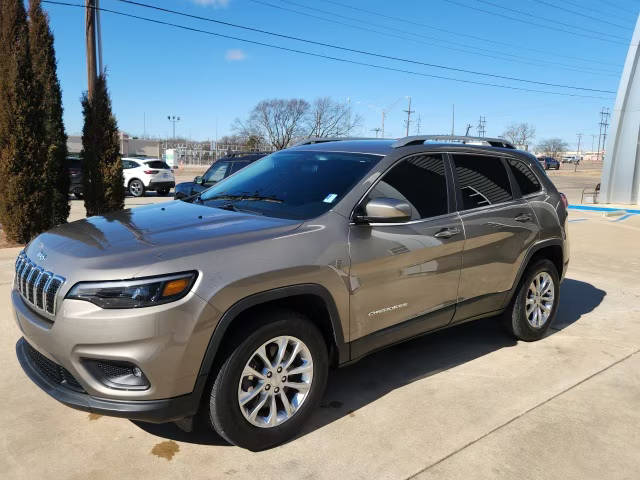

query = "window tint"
[507, 159, 541, 195]
[204, 163, 229, 183]
[122, 160, 137, 169]
[230, 161, 248, 175]
[145, 160, 170, 169]
[366, 154, 448, 220]
[453, 154, 512, 210]
[65, 159, 82, 170]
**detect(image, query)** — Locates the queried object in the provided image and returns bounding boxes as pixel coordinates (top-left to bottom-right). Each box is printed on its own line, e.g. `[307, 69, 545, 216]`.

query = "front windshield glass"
[198, 150, 381, 220]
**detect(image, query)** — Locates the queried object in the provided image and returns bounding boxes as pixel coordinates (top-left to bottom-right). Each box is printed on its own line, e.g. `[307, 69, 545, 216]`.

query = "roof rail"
[392, 135, 515, 149]
[291, 137, 382, 147]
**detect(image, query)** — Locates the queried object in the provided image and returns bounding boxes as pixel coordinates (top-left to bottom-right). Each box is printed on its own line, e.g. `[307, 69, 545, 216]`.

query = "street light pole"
[167, 115, 180, 139]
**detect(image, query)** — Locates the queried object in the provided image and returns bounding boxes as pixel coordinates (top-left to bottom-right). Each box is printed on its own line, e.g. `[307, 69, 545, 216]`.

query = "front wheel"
[128, 179, 145, 197]
[207, 309, 328, 450]
[503, 259, 559, 342]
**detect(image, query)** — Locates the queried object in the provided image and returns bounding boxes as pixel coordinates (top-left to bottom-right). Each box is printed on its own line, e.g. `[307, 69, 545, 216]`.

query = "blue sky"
[42, 0, 639, 149]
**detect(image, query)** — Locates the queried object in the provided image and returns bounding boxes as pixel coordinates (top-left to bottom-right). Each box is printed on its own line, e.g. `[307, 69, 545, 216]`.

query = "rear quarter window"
[507, 159, 541, 195]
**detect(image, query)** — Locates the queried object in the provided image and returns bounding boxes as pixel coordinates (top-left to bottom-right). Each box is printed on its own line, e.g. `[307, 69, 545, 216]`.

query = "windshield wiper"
[205, 193, 283, 203]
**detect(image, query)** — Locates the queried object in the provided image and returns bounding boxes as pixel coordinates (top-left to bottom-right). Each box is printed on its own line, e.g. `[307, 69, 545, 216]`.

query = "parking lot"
[2, 167, 639, 479]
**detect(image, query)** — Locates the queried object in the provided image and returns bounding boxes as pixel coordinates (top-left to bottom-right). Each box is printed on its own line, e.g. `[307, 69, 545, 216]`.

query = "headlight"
[66, 272, 197, 309]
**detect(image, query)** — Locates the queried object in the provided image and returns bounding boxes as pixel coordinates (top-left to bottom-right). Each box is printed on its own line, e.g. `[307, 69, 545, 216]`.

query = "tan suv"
[14, 136, 569, 450]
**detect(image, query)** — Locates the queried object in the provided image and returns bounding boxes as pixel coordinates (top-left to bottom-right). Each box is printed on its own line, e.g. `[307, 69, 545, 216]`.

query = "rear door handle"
[515, 213, 532, 223]
[434, 227, 460, 239]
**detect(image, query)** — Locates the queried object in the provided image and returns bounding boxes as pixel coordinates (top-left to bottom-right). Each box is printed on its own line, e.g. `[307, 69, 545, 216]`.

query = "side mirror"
[194, 176, 203, 185]
[355, 197, 412, 224]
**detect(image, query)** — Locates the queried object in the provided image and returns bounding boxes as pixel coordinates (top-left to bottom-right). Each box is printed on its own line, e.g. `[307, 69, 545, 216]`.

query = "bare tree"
[536, 138, 568, 159]
[234, 99, 309, 150]
[502, 122, 536, 150]
[305, 97, 362, 138]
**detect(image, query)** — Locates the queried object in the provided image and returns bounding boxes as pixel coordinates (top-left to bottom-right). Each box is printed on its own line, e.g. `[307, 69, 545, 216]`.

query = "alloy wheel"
[525, 272, 555, 328]
[237, 336, 313, 428]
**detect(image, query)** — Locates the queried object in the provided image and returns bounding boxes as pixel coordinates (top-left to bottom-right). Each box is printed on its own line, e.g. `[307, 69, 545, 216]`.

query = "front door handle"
[434, 227, 460, 239]
[515, 213, 532, 223]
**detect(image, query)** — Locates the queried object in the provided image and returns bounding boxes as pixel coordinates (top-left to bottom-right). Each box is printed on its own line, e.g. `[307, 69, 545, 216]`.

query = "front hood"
[25, 201, 302, 279]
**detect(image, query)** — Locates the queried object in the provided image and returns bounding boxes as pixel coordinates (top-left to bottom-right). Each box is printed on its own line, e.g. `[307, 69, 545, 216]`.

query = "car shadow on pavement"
[131, 277, 605, 447]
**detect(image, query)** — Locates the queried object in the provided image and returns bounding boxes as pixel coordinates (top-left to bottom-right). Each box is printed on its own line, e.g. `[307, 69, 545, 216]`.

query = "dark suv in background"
[65, 157, 83, 199]
[14, 135, 568, 450]
[174, 152, 270, 199]
[538, 156, 560, 170]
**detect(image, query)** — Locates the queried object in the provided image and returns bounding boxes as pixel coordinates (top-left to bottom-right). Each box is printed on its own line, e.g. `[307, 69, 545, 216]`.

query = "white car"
[122, 158, 175, 197]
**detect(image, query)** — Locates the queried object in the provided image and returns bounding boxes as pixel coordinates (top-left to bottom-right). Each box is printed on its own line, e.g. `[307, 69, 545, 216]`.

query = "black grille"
[24, 342, 84, 392]
[14, 252, 65, 318]
[95, 362, 134, 379]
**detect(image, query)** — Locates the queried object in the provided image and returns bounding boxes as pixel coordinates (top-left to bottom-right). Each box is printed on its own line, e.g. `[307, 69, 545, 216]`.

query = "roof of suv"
[286, 136, 520, 156]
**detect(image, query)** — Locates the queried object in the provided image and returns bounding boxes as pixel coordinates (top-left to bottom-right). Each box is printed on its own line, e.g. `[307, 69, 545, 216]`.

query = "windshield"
[198, 150, 381, 220]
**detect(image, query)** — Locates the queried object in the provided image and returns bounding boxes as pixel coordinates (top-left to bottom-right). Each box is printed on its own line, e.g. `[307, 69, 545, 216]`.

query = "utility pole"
[451, 104, 455, 136]
[575, 133, 583, 172]
[601, 108, 610, 161]
[465, 123, 473, 136]
[381, 111, 386, 138]
[85, 0, 97, 100]
[597, 107, 610, 162]
[415, 114, 422, 135]
[168, 115, 180, 139]
[371, 127, 381, 138]
[591, 134, 597, 156]
[477, 116, 486, 137]
[403, 97, 414, 137]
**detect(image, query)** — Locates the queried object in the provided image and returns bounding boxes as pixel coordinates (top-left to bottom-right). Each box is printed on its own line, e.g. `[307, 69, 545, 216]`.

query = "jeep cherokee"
[13, 135, 569, 450]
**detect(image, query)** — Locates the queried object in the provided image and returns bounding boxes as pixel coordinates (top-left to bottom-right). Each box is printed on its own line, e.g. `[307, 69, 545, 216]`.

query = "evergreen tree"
[0, 0, 49, 243]
[28, 0, 69, 225]
[81, 74, 124, 216]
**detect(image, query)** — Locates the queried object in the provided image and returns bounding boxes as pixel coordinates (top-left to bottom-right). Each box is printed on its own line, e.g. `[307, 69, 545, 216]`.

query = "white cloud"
[225, 49, 247, 61]
[191, 0, 230, 7]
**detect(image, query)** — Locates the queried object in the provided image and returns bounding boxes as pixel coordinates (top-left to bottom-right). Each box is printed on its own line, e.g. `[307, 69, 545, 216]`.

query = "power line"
[324, 0, 622, 67]
[115, 0, 615, 93]
[271, 0, 616, 75]
[42, 1, 614, 99]
[254, 0, 618, 76]
[474, 0, 630, 41]
[561, 0, 633, 24]
[531, 0, 632, 30]
[442, 0, 628, 45]
[600, 0, 639, 15]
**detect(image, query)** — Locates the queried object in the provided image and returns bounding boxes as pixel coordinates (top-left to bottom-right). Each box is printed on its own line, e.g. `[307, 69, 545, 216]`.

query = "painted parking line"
[612, 214, 636, 222]
[569, 205, 640, 214]
[568, 218, 589, 223]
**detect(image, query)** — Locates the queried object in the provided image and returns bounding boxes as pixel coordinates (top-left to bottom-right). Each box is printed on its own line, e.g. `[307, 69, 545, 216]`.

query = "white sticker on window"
[323, 193, 338, 203]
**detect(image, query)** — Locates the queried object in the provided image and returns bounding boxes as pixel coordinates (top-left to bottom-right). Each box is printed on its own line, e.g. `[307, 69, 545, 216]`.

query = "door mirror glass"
[194, 176, 203, 184]
[356, 197, 412, 223]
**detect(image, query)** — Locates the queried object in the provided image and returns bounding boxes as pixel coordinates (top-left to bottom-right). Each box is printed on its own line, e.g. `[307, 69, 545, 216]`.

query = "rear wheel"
[504, 259, 559, 341]
[207, 309, 328, 450]
[128, 179, 145, 197]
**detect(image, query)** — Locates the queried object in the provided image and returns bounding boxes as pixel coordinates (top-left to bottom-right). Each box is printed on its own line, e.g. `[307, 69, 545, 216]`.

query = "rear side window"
[122, 160, 138, 169]
[366, 154, 448, 220]
[452, 154, 512, 210]
[507, 159, 541, 195]
[145, 161, 170, 169]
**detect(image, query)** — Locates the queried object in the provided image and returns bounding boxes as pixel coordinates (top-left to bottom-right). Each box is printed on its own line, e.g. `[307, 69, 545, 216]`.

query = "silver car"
[14, 136, 569, 450]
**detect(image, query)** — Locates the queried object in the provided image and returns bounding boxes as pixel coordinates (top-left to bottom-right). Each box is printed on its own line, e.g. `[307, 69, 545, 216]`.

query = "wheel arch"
[504, 239, 565, 308]
[196, 284, 348, 383]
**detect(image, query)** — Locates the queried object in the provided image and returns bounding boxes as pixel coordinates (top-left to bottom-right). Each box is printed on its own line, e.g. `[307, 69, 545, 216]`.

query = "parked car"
[65, 156, 83, 199]
[122, 158, 175, 197]
[13, 135, 569, 450]
[538, 156, 560, 170]
[174, 152, 269, 200]
[561, 155, 581, 164]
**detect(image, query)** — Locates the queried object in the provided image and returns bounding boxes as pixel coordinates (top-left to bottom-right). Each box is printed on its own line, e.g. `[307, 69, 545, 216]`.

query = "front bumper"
[16, 337, 203, 422]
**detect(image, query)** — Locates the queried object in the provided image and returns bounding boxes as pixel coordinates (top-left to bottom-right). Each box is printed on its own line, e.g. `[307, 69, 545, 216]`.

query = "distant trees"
[537, 138, 568, 159]
[29, 0, 69, 225]
[0, 0, 49, 242]
[502, 122, 536, 150]
[81, 74, 124, 216]
[234, 97, 362, 149]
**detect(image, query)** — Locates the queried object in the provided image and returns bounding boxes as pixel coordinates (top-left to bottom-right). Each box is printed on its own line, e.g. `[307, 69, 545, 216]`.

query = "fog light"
[83, 359, 150, 391]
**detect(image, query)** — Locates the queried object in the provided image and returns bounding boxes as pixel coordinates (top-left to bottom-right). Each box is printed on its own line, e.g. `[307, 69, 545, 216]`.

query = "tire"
[208, 309, 328, 450]
[128, 179, 145, 197]
[503, 259, 560, 342]
[157, 187, 170, 196]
